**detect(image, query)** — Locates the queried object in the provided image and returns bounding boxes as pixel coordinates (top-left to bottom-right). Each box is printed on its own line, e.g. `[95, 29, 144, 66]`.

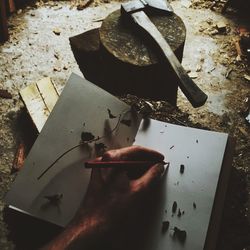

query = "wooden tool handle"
[131, 11, 208, 108]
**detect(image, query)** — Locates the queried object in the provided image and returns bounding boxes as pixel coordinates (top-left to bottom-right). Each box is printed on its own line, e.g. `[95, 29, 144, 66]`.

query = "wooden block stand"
[70, 10, 186, 106]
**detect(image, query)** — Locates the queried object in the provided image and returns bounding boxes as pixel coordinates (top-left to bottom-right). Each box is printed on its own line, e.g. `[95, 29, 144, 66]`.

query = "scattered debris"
[172, 201, 177, 213]
[81, 132, 95, 142]
[180, 164, 185, 174]
[178, 209, 182, 217]
[239, 31, 250, 60]
[0, 89, 12, 99]
[244, 74, 250, 82]
[77, 0, 93, 10]
[120, 119, 132, 127]
[180, 0, 191, 8]
[54, 52, 60, 59]
[173, 227, 187, 242]
[12, 143, 25, 173]
[238, 127, 248, 137]
[193, 202, 197, 209]
[17, 9, 22, 15]
[44, 193, 63, 204]
[188, 72, 198, 79]
[246, 112, 250, 125]
[196, 64, 202, 72]
[162, 221, 170, 233]
[53, 61, 62, 72]
[138, 101, 153, 117]
[216, 21, 227, 33]
[107, 108, 116, 119]
[53, 28, 61, 36]
[235, 40, 242, 61]
[225, 68, 233, 79]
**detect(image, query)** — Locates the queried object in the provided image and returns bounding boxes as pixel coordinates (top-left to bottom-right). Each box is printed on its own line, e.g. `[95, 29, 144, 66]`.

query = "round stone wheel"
[98, 9, 186, 104]
[100, 9, 186, 67]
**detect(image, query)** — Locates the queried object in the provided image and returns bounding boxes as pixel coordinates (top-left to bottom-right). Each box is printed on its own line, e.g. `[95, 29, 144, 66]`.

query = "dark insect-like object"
[177, 209, 182, 217]
[173, 227, 187, 242]
[95, 143, 107, 156]
[193, 202, 197, 209]
[172, 201, 177, 213]
[44, 193, 63, 204]
[170, 145, 174, 150]
[162, 221, 170, 233]
[81, 132, 95, 142]
[107, 108, 116, 119]
[120, 119, 132, 127]
[180, 164, 185, 174]
[196, 139, 199, 143]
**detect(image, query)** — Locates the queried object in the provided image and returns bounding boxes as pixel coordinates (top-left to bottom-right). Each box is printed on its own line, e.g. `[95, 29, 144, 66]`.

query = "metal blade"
[144, 0, 173, 13]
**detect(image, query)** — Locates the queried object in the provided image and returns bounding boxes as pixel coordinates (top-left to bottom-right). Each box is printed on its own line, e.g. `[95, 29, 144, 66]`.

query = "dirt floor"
[0, 0, 250, 249]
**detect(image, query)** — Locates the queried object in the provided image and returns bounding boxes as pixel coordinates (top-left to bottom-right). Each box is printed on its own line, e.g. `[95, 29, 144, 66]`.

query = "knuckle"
[101, 151, 113, 161]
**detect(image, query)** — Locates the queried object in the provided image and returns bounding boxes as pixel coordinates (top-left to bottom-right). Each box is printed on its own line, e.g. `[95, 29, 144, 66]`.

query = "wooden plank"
[0, 0, 9, 42]
[8, 0, 16, 13]
[20, 83, 50, 132]
[36, 77, 59, 113]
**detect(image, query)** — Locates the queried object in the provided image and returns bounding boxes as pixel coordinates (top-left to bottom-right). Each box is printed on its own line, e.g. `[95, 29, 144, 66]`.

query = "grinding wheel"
[70, 8, 186, 105]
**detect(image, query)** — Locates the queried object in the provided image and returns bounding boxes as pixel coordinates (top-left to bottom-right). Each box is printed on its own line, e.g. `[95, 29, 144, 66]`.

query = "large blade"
[144, 0, 173, 13]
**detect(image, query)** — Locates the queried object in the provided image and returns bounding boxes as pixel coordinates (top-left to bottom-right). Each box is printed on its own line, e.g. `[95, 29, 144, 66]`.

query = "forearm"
[41, 215, 107, 250]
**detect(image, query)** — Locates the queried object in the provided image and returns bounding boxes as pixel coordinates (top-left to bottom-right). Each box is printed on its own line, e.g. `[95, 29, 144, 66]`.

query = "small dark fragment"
[44, 194, 63, 204]
[173, 227, 187, 242]
[170, 145, 174, 149]
[81, 132, 95, 142]
[196, 139, 199, 143]
[172, 201, 177, 213]
[77, 0, 93, 10]
[121, 119, 132, 127]
[193, 202, 197, 209]
[177, 209, 182, 217]
[107, 108, 116, 119]
[95, 143, 107, 156]
[12, 143, 25, 173]
[180, 164, 185, 174]
[0, 89, 12, 99]
[162, 221, 170, 233]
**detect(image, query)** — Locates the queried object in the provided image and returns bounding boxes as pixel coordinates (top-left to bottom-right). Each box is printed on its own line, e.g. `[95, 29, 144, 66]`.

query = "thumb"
[131, 163, 165, 193]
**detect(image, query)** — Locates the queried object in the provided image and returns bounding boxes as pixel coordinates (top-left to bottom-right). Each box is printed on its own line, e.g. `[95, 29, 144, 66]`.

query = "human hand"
[42, 146, 165, 250]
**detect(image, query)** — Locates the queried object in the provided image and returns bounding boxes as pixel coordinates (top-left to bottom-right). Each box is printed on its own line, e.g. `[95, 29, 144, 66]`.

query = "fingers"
[102, 145, 164, 162]
[130, 163, 165, 193]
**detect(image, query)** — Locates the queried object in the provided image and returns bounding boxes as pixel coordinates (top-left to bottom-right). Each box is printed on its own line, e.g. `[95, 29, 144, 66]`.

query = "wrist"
[42, 213, 108, 250]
